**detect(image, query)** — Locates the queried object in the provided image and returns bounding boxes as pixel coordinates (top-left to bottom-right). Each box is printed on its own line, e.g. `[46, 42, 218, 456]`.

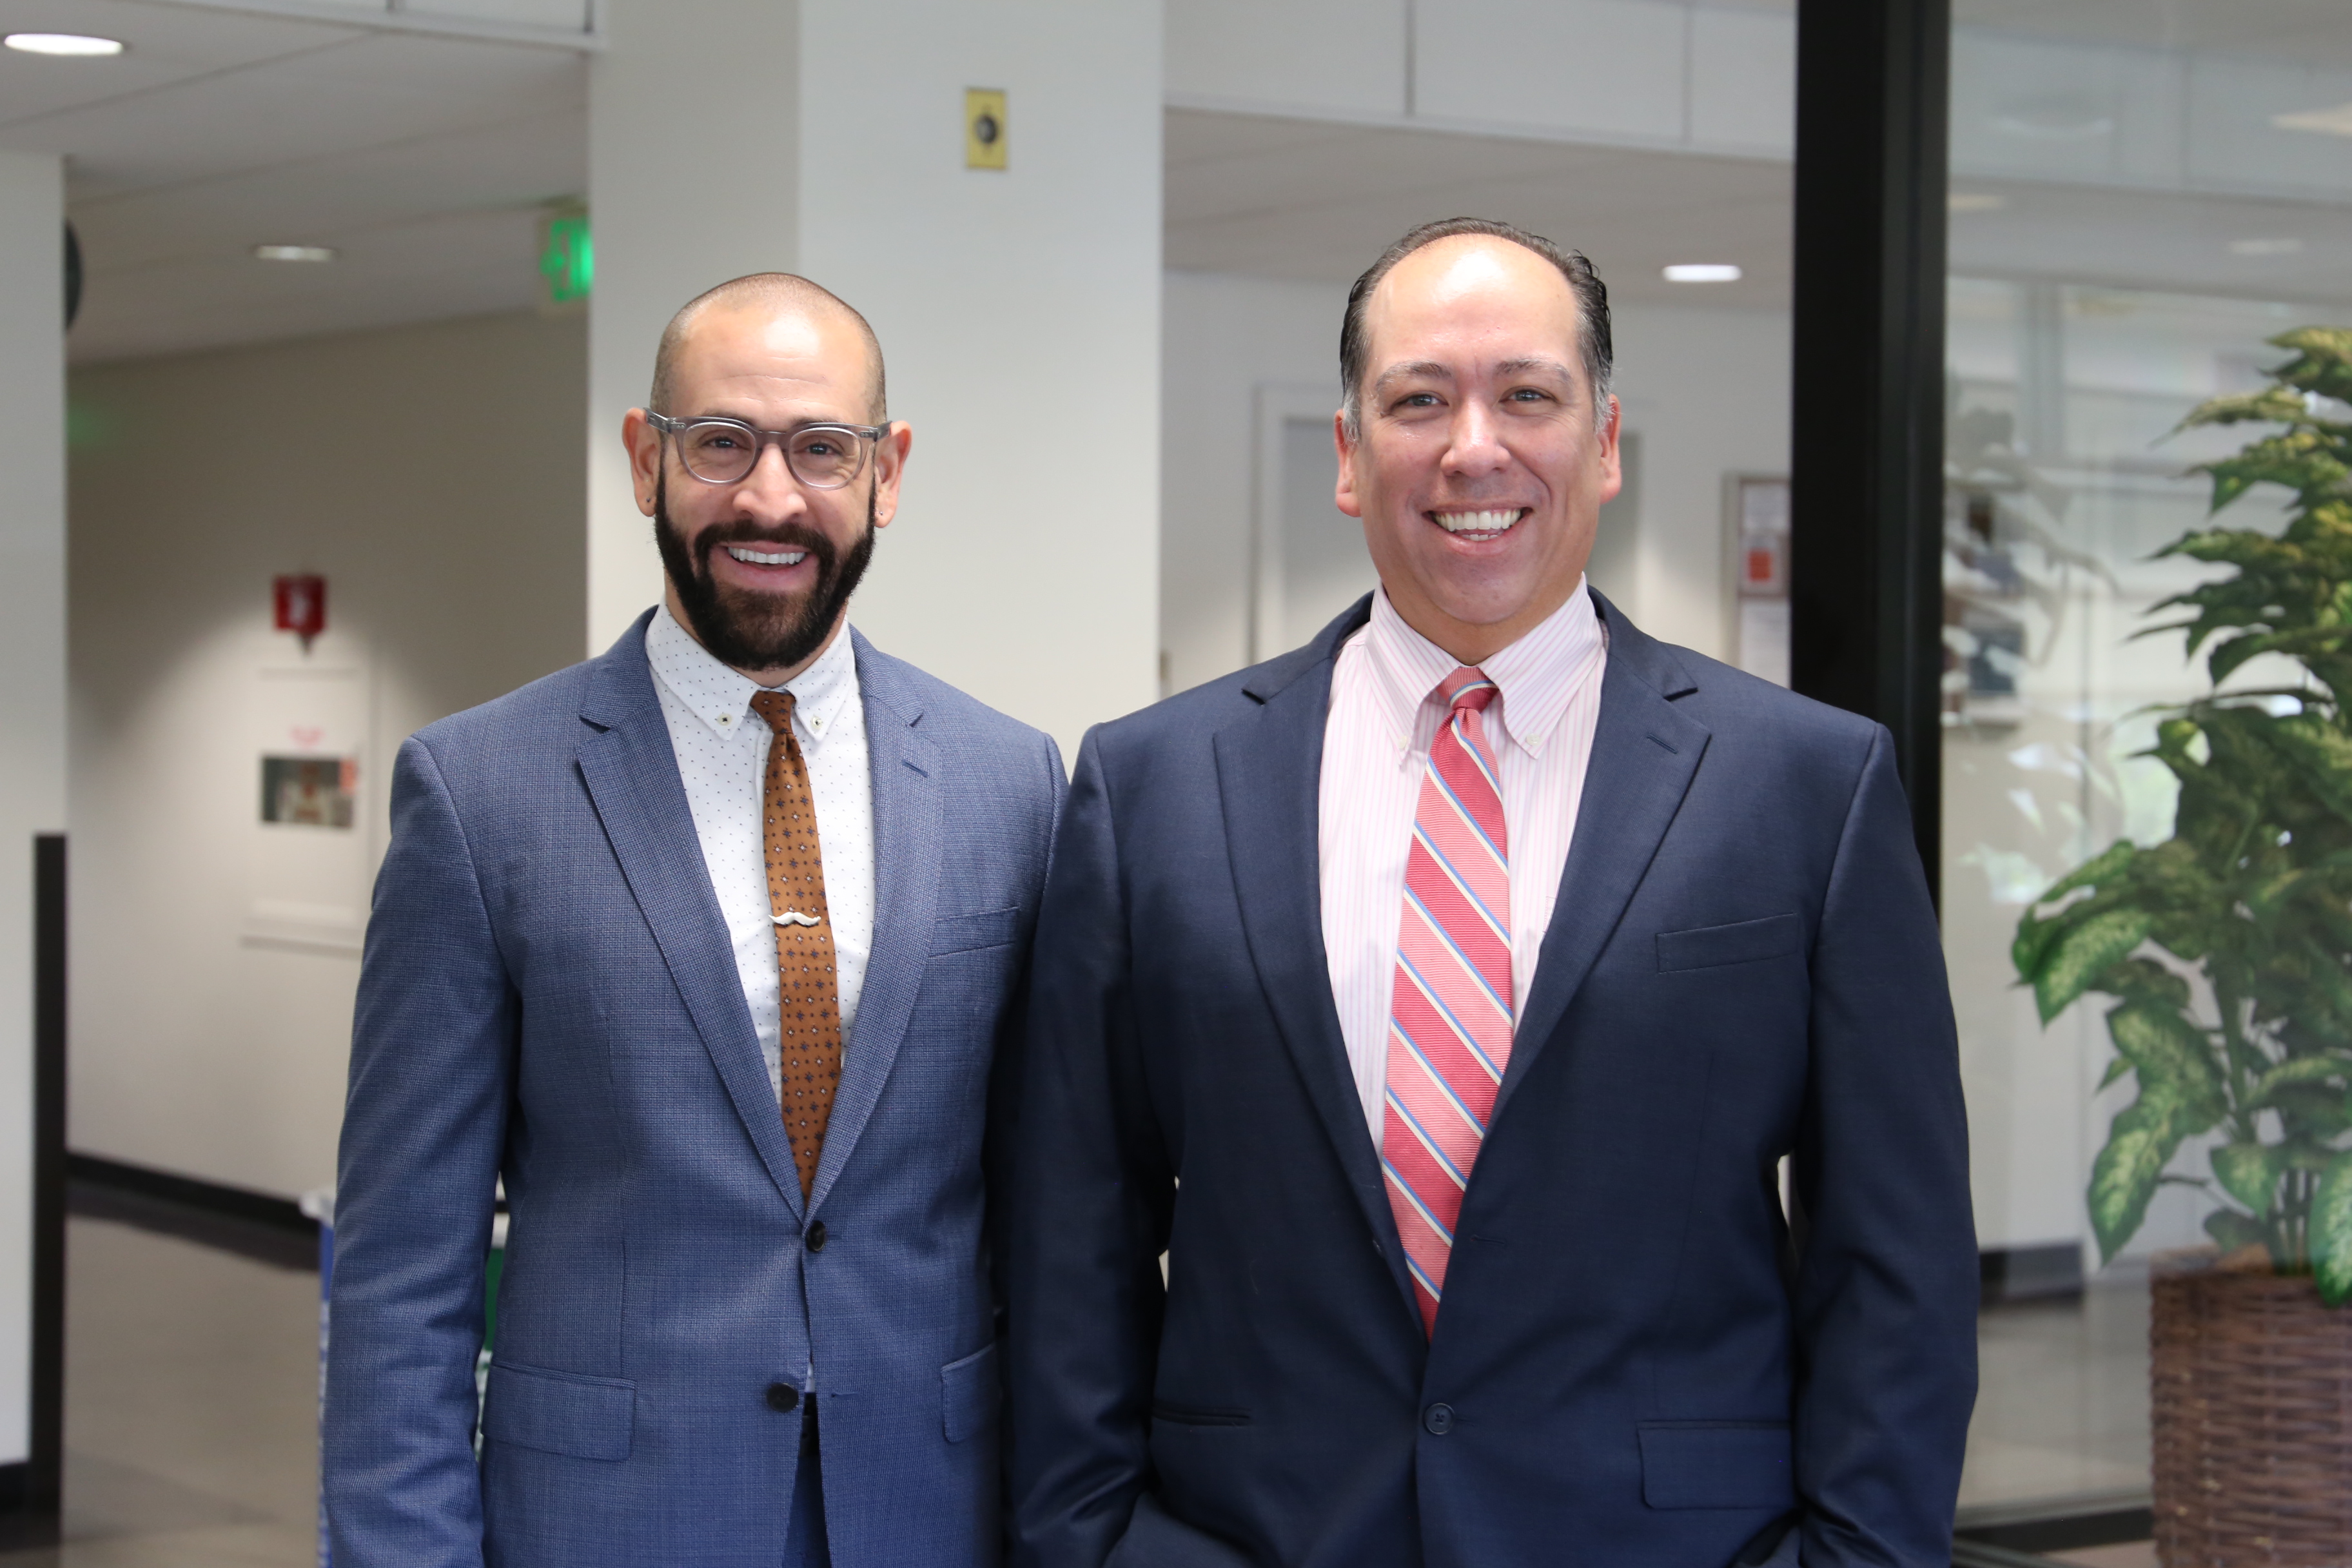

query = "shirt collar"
[645, 604, 861, 747]
[1358, 578, 1605, 761]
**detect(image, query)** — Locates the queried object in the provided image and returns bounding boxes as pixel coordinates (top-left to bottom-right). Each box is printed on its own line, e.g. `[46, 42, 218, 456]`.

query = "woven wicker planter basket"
[2151, 1250, 2352, 1565]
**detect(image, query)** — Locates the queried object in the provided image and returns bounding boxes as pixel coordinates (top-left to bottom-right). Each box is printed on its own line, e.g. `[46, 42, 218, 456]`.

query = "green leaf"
[2248, 1053, 2352, 1109]
[2205, 1208, 2269, 1254]
[2034, 909, 2155, 1023]
[2030, 839, 2140, 913]
[2099, 1055, 2133, 1090]
[2104, 957, 2193, 1011]
[2107, 1002, 2225, 1116]
[2311, 1150, 2352, 1306]
[2090, 1084, 2191, 1264]
[2212, 1141, 2280, 1214]
[2265, 713, 2352, 825]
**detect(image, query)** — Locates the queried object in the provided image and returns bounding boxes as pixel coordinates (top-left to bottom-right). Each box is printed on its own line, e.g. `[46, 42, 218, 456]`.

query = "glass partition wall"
[1943, 3, 2352, 1556]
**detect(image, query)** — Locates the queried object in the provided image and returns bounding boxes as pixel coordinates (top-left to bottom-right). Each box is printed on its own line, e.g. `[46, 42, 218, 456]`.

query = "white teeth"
[1433, 509, 1524, 534]
[727, 546, 807, 566]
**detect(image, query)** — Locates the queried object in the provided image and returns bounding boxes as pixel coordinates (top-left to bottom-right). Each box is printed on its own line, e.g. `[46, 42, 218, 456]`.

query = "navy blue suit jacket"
[1008, 592, 1975, 1568]
[325, 614, 1064, 1568]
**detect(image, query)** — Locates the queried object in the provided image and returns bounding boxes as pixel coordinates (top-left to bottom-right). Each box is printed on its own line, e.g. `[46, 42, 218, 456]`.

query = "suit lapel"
[1213, 599, 1422, 1327]
[576, 615, 807, 1219]
[807, 634, 941, 1215]
[1498, 595, 1710, 1121]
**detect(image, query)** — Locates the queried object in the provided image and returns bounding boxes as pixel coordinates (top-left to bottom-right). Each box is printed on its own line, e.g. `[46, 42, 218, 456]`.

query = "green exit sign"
[538, 208, 592, 311]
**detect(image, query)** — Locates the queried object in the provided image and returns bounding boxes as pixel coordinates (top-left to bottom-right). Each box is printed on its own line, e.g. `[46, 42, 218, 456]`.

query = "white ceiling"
[0, 0, 585, 362]
[5, 0, 2351, 368]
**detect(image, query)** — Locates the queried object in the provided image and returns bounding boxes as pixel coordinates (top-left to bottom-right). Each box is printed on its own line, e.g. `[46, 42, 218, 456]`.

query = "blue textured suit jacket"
[325, 612, 1064, 1568]
[1008, 592, 1976, 1568]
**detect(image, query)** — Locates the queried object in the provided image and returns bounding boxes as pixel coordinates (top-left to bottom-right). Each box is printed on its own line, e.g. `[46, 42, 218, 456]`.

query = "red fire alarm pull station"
[275, 574, 326, 649]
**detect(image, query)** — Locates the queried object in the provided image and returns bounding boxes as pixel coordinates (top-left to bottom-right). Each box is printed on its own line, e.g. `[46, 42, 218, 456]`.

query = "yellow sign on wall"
[965, 89, 1007, 170]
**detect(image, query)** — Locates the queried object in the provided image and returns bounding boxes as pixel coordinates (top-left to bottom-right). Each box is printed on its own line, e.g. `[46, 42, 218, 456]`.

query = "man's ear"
[870, 421, 914, 530]
[623, 409, 662, 517]
[1333, 409, 1364, 520]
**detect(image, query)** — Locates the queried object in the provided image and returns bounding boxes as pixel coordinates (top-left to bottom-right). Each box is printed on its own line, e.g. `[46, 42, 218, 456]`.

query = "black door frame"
[1789, 0, 1952, 906]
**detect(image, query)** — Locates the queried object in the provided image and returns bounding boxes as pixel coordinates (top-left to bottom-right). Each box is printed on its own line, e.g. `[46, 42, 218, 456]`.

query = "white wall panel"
[1166, 0, 1406, 117]
[406, 0, 592, 30]
[1950, 30, 2185, 190]
[1415, 0, 1686, 143]
[2188, 55, 2352, 199]
[1689, 5, 1793, 155]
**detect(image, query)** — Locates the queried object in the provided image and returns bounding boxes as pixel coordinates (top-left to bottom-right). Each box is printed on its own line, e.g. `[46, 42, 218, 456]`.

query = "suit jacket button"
[1424, 1403, 1454, 1436]
[806, 1220, 828, 1253]
[767, 1382, 800, 1413]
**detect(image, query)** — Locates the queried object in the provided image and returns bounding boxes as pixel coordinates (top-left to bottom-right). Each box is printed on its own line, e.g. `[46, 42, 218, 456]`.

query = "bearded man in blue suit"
[326, 273, 1063, 1567]
[1009, 220, 1977, 1568]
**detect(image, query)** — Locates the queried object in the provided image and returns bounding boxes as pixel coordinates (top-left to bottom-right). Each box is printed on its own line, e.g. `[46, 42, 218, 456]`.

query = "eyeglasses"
[644, 411, 889, 489]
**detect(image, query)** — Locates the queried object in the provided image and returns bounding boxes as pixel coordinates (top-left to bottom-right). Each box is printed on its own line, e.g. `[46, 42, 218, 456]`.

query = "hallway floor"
[2, 1208, 318, 1567]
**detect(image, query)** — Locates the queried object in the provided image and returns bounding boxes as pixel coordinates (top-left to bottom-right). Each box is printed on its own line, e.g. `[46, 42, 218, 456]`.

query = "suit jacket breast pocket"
[1656, 914, 1803, 973]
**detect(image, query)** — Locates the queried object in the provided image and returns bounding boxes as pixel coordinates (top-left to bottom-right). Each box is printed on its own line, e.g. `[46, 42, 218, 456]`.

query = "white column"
[588, 1, 1163, 758]
[0, 152, 67, 1474]
[585, 0, 804, 656]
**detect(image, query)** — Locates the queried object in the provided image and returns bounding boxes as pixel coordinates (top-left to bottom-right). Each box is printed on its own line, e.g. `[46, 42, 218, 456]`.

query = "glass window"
[1945, 3, 2352, 1558]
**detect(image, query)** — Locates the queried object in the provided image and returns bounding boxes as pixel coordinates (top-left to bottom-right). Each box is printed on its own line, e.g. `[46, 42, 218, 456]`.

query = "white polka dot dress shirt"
[646, 605, 876, 1104]
[1318, 581, 1609, 1142]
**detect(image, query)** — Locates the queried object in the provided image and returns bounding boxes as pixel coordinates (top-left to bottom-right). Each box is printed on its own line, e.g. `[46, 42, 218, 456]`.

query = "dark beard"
[654, 474, 877, 674]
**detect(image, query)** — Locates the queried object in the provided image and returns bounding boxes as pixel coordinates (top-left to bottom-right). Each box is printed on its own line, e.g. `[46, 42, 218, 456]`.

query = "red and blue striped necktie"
[1381, 666, 1513, 1337]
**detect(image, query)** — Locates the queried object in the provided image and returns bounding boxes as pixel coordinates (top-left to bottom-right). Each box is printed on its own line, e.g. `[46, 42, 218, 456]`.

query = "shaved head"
[651, 272, 887, 421]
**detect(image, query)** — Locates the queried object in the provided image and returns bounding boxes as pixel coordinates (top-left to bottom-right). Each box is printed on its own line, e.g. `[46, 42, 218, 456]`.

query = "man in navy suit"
[1008, 219, 1975, 1567]
[326, 274, 1063, 1567]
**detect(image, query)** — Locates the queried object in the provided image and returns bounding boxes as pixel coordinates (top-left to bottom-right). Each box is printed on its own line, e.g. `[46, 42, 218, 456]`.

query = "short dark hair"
[650, 272, 887, 421]
[1339, 217, 1612, 436]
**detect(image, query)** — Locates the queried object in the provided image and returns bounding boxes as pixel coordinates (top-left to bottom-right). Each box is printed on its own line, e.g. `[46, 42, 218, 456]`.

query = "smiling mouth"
[725, 545, 808, 567]
[1430, 507, 1528, 540]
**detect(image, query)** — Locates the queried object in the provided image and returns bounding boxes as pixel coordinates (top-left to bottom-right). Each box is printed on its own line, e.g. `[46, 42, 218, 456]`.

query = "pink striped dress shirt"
[1319, 582, 1609, 1142]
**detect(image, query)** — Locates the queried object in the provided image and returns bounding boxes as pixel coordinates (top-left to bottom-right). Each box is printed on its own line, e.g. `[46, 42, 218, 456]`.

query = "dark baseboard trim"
[1957, 1506, 2153, 1556]
[22, 835, 64, 1519]
[1981, 1243, 2085, 1304]
[0, 1462, 57, 1547]
[67, 1153, 318, 1273]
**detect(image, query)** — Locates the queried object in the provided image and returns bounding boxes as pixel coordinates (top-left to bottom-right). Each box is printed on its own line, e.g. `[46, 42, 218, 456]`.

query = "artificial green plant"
[2013, 327, 2352, 1304]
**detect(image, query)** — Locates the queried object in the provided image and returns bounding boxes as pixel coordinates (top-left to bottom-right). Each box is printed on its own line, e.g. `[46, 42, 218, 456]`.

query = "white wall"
[589, 0, 1164, 762]
[1159, 268, 1790, 691]
[1161, 270, 1343, 695]
[0, 149, 66, 1471]
[68, 311, 585, 1200]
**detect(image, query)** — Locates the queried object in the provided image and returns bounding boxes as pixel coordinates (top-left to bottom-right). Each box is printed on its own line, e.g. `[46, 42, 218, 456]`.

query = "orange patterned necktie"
[749, 689, 842, 1200]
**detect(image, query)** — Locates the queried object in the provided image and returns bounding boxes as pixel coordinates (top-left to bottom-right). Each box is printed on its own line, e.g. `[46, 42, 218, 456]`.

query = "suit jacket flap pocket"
[482, 1360, 634, 1462]
[1638, 1422, 1794, 1510]
[1656, 914, 1803, 973]
[928, 905, 1023, 957]
[941, 1340, 1001, 1444]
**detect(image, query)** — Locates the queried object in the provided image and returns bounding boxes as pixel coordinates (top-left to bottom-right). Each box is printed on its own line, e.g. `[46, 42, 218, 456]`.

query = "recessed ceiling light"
[1949, 191, 2006, 213]
[2275, 103, 2352, 137]
[1663, 264, 1741, 284]
[2229, 237, 2304, 257]
[254, 244, 337, 264]
[5, 32, 124, 56]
